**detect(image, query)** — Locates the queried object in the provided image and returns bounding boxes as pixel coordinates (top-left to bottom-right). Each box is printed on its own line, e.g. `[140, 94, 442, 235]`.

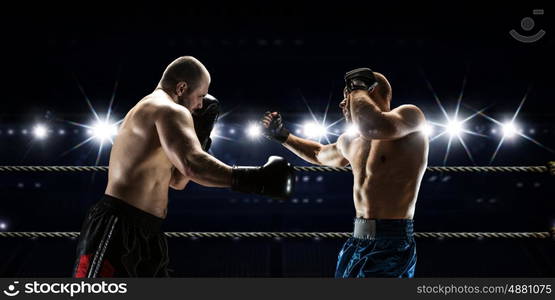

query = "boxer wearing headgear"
[73, 56, 294, 278]
[262, 68, 428, 278]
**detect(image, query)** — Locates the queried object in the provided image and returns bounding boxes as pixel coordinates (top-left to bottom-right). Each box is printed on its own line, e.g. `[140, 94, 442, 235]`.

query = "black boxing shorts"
[72, 194, 170, 277]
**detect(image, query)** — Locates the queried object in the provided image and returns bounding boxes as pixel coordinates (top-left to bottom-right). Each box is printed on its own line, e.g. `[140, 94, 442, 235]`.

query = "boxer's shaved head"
[158, 56, 211, 111]
[159, 56, 210, 93]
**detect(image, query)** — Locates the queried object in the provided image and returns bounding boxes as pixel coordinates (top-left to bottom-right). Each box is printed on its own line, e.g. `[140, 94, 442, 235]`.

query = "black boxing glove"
[231, 156, 295, 200]
[261, 111, 290, 143]
[193, 94, 220, 151]
[344, 68, 378, 93]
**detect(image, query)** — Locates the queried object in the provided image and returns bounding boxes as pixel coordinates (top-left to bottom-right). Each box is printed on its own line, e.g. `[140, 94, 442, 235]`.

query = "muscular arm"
[349, 90, 425, 140]
[283, 134, 349, 167]
[155, 105, 232, 188]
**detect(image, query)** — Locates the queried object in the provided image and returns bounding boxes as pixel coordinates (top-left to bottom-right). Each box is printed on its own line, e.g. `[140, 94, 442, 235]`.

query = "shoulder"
[392, 104, 426, 126]
[143, 95, 192, 123]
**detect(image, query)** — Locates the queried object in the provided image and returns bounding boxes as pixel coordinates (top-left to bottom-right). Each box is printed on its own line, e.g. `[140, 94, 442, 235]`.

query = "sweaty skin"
[105, 83, 232, 218]
[268, 88, 428, 219]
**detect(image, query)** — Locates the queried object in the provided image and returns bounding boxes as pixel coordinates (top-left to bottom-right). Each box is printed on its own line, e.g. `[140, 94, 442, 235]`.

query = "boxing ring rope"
[0, 162, 554, 174]
[0, 231, 553, 239]
[1, 162, 552, 240]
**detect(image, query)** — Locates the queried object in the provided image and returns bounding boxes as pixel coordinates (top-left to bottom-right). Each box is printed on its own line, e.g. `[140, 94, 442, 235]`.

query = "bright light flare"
[501, 122, 519, 138]
[246, 123, 262, 138]
[90, 121, 118, 142]
[446, 120, 463, 136]
[303, 121, 327, 139]
[33, 124, 48, 139]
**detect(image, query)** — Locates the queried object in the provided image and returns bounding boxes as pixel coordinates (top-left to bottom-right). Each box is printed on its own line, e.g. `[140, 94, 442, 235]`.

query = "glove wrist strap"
[274, 127, 290, 143]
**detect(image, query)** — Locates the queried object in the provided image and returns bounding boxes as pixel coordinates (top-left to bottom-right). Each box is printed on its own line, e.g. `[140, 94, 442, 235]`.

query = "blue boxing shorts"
[335, 218, 416, 278]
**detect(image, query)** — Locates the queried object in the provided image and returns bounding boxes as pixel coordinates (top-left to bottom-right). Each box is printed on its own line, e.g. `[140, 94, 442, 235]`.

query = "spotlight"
[446, 120, 463, 136]
[90, 121, 118, 142]
[33, 124, 48, 139]
[0, 222, 6, 230]
[229, 128, 236, 135]
[303, 121, 326, 139]
[501, 122, 518, 138]
[246, 123, 262, 138]
[58, 129, 66, 135]
[345, 124, 359, 137]
[22, 129, 28, 135]
[420, 123, 434, 136]
[7, 129, 14, 135]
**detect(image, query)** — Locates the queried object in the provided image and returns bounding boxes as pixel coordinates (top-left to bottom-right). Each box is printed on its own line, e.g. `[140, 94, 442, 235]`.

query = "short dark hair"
[160, 56, 207, 92]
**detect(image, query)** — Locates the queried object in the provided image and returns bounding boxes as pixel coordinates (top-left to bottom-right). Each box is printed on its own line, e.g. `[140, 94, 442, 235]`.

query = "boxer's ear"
[176, 81, 188, 96]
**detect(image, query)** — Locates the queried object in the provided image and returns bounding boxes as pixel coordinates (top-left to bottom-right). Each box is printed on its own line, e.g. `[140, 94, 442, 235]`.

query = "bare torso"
[337, 131, 428, 219]
[105, 90, 187, 218]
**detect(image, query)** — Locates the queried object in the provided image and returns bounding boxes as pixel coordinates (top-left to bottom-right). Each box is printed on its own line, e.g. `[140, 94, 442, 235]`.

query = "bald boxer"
[73, 56, 294, 278]
[262, 68, 428, 278]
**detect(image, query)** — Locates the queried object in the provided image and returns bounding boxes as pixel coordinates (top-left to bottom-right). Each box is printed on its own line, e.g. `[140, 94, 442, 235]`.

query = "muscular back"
[337, 131, 428, 219]
[105, 91, 181, 218]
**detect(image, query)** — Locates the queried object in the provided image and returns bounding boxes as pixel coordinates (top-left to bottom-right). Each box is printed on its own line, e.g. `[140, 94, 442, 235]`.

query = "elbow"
[170, 182, 187, 190]
[171, 179, 189, 190]
[169, 167, 190, 190]
[182, 151, 205, 178]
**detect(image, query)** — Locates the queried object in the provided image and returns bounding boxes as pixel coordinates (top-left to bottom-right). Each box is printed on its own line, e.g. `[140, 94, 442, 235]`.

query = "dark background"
[0, 2, 554, 277]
